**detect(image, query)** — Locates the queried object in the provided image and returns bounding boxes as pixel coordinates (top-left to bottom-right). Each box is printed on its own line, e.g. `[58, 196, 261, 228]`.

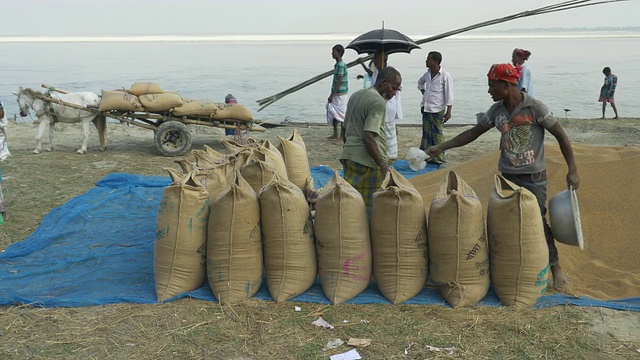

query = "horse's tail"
[93, 114, 107, 150]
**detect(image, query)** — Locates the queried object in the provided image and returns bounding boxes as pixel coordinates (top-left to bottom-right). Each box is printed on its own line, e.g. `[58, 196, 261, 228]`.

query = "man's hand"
[425, 145, 443, 159]
[327, 95, 333, 103]
[443, 112, 452, 123]
[567, 171, 580, 190]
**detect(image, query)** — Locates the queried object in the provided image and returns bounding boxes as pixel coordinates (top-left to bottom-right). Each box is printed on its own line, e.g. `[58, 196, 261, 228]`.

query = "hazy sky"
[3, 0, 638, 36]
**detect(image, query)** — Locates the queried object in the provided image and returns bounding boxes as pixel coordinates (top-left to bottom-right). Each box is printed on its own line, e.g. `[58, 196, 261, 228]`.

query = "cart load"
[98, 82, 253, 122]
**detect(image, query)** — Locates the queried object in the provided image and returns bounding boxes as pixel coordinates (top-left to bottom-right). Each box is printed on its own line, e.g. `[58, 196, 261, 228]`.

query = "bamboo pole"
[255, 0, 628, 111]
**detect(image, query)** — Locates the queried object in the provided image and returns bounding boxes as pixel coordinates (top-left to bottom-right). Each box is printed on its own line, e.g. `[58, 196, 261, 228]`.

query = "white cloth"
[0, 103, 10, 162]
[372, 67, 403, 160]
[326, 93, 348, 124]
[517, 63, 534, 97]
[417, 67, 454, 112]
[384, 90, 402, 160]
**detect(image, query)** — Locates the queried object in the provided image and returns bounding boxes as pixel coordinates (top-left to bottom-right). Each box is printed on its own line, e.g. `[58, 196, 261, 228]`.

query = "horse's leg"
[33, 116, 48, 154]
[93, 115, 107, 151]
[78, 119, 90, 154]
[47, 121, 55, 152]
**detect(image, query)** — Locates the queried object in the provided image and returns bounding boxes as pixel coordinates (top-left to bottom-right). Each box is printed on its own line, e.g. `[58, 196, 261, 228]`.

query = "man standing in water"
[341, 67, 402, 215]
[327, 44, 348, 140]
[417, 51, 453, 165]
[599, 66, 619, 119]
[425, 63, 580, 290]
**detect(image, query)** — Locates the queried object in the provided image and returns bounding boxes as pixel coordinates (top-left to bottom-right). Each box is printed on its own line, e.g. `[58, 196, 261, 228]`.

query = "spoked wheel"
[154, 121, 193, 157]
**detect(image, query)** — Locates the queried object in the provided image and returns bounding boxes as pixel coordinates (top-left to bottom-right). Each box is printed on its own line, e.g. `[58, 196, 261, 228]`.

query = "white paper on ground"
[311, 316, 335, 330]
[347, 338, 371, 348]
[329, 349, 361, 360]
[322, 338, 344, 351]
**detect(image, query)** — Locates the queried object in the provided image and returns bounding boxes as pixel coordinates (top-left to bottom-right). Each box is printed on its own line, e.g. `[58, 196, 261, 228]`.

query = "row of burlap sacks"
[97, 81, 253, 121]
[154, 129, 549, 308]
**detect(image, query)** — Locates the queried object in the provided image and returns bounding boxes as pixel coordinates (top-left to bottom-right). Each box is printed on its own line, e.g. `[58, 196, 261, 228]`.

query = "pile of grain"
[409, 143, 640, 300]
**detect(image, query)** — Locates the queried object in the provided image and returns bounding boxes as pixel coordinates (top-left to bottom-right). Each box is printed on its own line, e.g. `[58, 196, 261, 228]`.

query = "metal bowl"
[549, 188, 584, 250]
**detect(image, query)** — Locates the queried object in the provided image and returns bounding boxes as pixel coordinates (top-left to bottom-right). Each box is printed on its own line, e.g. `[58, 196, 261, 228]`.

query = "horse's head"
[14, 87, 35, 117]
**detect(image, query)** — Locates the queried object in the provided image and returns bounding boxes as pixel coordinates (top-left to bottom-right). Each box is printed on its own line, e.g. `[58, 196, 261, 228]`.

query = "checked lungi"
[341, 159, 384, 216]
[420, 110, 446, 163]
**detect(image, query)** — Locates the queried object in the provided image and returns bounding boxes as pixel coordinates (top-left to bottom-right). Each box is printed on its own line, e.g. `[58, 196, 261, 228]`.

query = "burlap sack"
[260, 179, 317, 302]
[220, 139, 246, 154]
[277, 129, 313, 190]
[488, 174, 549, 307]
[428, 171, 489, 308]
[172, 100, 220, 117]
[203, 161, 236, 203]
[315, 171, 371, 304]
[154, 168, 210, 302]
[129, 82, 164, 96]
[98, 90, 144, 112]
[139, 93, 184, 112]
[255, 140, 288, 180]
[371, 167, 428, 304]
[213, 103, 254, 122]
[207, 171, 263, 304]
[240, 152, 277, 195]
[192, 148, 228, 170]
[173, 158, 198, 174]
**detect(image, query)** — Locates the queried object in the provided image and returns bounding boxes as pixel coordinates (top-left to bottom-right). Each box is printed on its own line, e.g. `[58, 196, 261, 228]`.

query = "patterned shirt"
[600, 74, 618, 98]
[332, 60, 349, 95]
[477, 93, 557, 174]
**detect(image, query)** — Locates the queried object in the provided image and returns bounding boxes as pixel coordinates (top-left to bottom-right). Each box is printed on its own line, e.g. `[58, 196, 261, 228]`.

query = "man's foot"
[326, 134, 339, 140]
[551, 263, 568, 291]
[601, 116, 605, 119]
[613, 116, 619, 119]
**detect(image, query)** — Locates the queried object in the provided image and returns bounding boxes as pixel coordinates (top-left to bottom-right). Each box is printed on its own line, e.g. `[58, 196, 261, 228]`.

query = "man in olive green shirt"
[340, 67, 402, 215]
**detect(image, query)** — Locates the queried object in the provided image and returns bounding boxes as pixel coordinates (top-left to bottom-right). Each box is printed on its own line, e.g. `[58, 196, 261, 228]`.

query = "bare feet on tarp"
[551, 263, 568, 291]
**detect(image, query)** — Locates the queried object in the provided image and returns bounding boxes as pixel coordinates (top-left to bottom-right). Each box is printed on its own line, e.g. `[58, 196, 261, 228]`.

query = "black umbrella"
[346, 27, 420, 55]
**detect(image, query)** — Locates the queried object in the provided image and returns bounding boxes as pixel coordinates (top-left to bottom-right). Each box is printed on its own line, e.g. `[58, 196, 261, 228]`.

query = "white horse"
[14, 87, 107, 154]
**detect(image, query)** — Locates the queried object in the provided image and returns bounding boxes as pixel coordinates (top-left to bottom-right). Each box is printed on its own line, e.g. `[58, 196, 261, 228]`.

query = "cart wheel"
[154, 121, 192, 157]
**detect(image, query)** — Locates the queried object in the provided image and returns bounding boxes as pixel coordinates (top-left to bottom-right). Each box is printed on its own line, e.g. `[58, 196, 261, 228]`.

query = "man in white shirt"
[417, 51, 453, 164]
[512, 48, 533, 96]
[357, 52, 403, 164]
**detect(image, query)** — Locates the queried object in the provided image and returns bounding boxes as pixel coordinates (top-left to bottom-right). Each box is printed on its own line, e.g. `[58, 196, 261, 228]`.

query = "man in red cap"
[425, 63, 580, 291]
[512, 48, 533, 96]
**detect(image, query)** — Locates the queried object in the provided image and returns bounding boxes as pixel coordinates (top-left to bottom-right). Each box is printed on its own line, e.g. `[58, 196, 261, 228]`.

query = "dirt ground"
[1, 117, 640, 359]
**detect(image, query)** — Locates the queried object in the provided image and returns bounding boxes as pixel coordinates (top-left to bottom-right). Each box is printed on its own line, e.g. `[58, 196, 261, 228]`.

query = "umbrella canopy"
[347, 28, 420, 55]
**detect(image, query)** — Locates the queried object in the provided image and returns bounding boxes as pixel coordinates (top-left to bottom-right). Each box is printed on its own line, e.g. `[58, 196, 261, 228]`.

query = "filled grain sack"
[192, 147, 228, 170]
[129, 82, 164, 96]
[213, 103, 254, 122]
[98, 90, 144, 112]
[277, 129, 314, 190]
[488, 174, 549, 307]
[315, 171, 371, 304]
[172, 100, 220, 117]
[240, 152, 277, 195]
[139, 92, 184, 112]
[428, 171, 489, 308]
[219, 138, 246, 154]
[371, 168, 428, 304]
[203, 161, 236, 203]
[207, 171, 263, 304]
[255, 140, 288, 180]
[154, 168, 210, 302]
[260, 178, 317, 302]
[173, 158, 198, 174]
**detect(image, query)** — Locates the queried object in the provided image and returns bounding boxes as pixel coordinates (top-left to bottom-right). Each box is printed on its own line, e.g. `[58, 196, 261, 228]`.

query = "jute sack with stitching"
[139, 93, 184, 112]
[98, 90, 144, 112]
[213, 103, 254, 122]
[255, 140, 288, 180]
[371, 168, 428, 304]
[315, 171, 371, 304]
[207, 171, 263, 304]
[488, 174, 549, 307]
[129, 82, 164, 96]
[260, 179, 317, 302]
[203, 161, 236, 203]
[240, 152, 277, 195]
[277, 129, 313, 190]
[428, 171, 489, 308]
[172, 100, 220, 117]
[154, 168, 210, 302]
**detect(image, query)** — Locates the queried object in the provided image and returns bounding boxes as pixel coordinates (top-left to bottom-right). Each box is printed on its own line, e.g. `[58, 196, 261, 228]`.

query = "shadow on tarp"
[1, 162, 639, 310]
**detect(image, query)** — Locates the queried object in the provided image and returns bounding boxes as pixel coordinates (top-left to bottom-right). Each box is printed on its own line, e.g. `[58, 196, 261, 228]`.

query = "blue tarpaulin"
[1, 160, 639, 310]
